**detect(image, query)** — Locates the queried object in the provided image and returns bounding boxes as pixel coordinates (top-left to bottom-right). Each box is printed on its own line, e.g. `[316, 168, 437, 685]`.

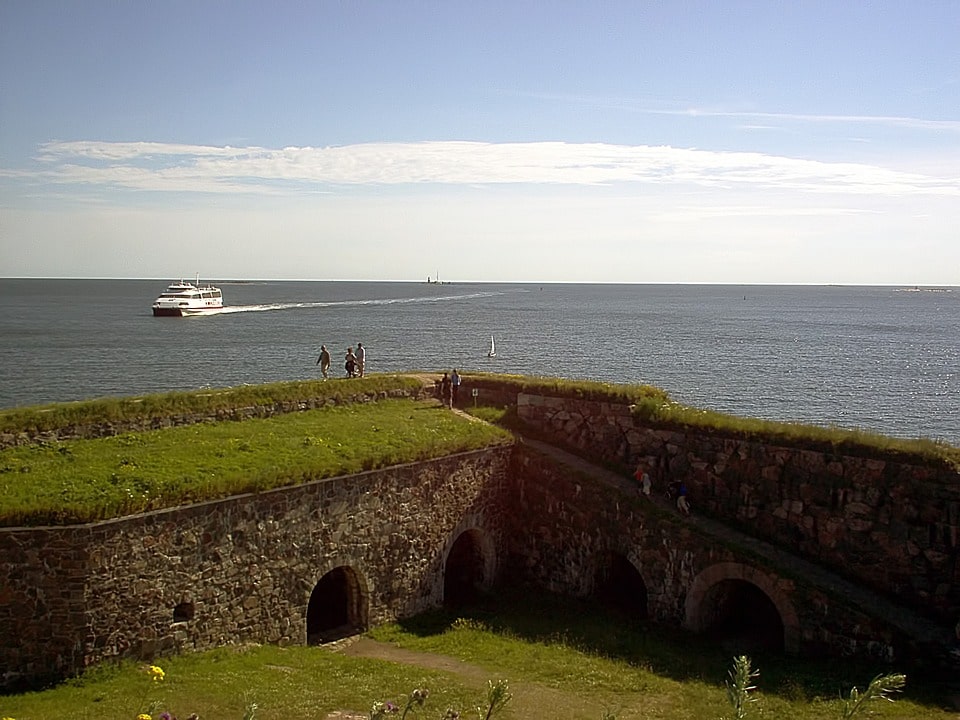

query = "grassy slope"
[467, 372, 960, 470]
[3, 592, 952, 720]
[0, 397, 511, 526]
[0, 375, 426, 435]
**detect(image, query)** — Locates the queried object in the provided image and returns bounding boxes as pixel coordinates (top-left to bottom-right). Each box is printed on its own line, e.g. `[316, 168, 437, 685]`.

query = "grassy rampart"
[0, 392, 510, 527]
[464, 372, 960, 470]
[1, 371, 955, 528]
[0, 374, 427, 436]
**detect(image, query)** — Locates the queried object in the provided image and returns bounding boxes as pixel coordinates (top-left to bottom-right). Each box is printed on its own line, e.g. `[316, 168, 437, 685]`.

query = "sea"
[0, 279, 957, 446]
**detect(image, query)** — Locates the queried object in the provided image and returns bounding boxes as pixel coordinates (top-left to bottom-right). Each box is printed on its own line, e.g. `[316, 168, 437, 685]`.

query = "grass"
[0, 375, 426, 435]
[0, 645, 483, 720]
[633, 396, 960, 470]
[461, 372, 960, 471]
[2, 590, 953, 720]
[4, 371, 956, 471]
[0, 397, 511, 527]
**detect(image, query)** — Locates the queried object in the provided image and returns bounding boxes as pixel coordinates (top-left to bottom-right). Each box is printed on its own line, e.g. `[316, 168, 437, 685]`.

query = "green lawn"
[0, 397, 511, 526]
[2, 591, 952, 720]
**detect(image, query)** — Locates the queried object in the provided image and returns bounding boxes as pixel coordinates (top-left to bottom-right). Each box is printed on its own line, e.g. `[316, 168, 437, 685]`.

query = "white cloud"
[18, 139, 959, 197]
[664, 109, 960, 133]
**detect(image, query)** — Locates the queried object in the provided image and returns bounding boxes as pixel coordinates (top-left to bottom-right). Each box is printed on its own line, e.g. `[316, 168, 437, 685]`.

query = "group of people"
[438, 369, 461, 408]
[634, 462, 690, 515]
[315, 342, 365, 379]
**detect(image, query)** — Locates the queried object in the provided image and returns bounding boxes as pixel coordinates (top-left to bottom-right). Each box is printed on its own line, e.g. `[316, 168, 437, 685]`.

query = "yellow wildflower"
[147, 664, 165, 682]
[137, 714, 152, 720]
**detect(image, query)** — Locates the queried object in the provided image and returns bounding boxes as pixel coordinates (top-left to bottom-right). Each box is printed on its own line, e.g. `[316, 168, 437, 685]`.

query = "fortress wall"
[516, 392, 960, 624]
[505, 441, 909, 663]
[0, 527, 91, 686]
[5, 378, 957, 688]
[0, 447, 510, 688]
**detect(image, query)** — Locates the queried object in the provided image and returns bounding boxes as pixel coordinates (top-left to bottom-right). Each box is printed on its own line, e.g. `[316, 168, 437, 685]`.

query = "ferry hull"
[152, 306, 222, 317]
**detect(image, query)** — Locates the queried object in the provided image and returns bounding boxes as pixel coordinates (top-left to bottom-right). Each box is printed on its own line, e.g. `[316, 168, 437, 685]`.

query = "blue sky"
[1, 1, 958, 283]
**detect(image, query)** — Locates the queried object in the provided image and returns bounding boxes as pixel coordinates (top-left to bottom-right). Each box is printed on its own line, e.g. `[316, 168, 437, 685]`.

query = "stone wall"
[5, 380, 958, 687]
[516, 392, 960, 625]
[503, 441, 921, 663]
[0, 447, 510, 688]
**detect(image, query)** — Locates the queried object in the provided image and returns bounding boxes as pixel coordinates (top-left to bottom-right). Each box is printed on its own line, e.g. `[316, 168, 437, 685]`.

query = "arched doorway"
[686, 562, 799, 654]
[306, 565, 367, 644]
[697, 578, 785, 653]
[444, 529, 488, 607]
[593, 551, 648, 618]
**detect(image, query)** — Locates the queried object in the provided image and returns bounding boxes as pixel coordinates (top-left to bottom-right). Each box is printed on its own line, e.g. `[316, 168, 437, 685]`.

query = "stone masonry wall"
[516, 392, 960, 625]
[504, 441, 913, 663]
[0, 447, 510, 687]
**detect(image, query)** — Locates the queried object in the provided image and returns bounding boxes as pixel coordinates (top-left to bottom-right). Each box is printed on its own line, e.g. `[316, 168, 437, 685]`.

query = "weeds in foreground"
[840, 672, 907, 719]
[725, 655, 759, 720]
[117, 667, 513, 720]
[720, 655, 906, 720]
[369, 679, 512, 720]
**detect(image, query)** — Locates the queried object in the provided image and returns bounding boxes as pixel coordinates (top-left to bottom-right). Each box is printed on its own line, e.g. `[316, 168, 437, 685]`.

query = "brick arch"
[442, 520, 497, 605]
[305, 561, 370, 645]
[684, 561, 800, 654]
[592, 548, 649, 618]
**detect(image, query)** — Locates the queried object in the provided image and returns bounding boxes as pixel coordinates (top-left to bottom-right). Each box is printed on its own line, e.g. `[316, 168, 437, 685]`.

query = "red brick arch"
[684, 561, 800, 654]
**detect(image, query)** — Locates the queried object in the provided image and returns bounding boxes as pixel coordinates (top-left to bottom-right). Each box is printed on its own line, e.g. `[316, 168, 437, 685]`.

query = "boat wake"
[217, 290, 511, 315]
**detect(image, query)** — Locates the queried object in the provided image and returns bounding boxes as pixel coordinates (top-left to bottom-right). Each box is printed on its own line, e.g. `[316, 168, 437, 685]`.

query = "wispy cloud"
[9, 140, 960, 197]
[521, 91, 960, 133]
[660, 108, 960, 133]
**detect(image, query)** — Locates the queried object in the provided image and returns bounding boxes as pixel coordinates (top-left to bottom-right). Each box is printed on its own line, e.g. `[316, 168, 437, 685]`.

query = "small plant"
[725, 655, 759, 720]
[368, 682, 510, 720]
[477, 679, 512, 720]
[840, 672, 906, 718]
[369, 687, 430, 719]
[134, 663, 166, 718]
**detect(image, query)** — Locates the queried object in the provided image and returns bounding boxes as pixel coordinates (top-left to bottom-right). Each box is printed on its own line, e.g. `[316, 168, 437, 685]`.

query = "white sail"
[488, 335, 496, 357]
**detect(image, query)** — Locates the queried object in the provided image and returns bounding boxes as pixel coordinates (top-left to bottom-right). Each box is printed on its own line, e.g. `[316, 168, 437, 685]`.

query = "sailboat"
[487, 335, 497, 358]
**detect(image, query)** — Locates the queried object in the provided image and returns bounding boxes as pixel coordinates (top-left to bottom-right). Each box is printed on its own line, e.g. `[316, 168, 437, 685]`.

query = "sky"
[1, 1, 958, 284]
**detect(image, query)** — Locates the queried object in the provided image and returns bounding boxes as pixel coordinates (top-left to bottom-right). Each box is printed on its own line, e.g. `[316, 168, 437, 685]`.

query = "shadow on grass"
[395, 585, 956, 712]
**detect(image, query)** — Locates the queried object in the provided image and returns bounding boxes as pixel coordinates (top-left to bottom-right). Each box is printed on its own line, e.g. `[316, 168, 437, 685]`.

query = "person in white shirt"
[451, 368, 461, 406]
[356, 342, 366, 377]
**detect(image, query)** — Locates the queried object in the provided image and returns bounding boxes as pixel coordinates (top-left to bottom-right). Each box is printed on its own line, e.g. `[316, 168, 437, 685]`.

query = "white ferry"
[151, 278, 223, 317]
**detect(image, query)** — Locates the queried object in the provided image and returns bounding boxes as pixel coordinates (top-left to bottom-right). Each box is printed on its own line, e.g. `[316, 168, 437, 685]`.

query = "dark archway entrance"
[698, 579, 784, 653]
[444, 530, 486, 607]
[593, 551, 648, 618]
[306, 565, 366, 645]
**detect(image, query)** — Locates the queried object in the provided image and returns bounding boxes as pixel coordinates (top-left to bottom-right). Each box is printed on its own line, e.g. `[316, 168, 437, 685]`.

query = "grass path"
[334, 637, 659, 720]
[341, 637, 491, 683]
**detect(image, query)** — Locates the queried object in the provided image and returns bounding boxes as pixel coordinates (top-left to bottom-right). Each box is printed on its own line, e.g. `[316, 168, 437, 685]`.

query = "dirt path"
[327, 636, 627, 720]
[340, 636, 491, 684]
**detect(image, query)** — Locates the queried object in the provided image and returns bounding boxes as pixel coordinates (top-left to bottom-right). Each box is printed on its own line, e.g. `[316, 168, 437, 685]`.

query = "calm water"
[1, 279, 957, 444]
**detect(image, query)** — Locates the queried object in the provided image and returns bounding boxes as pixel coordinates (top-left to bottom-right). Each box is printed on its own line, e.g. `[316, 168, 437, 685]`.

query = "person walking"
[440, 372, 452, 408]
[451, 368, 461, 406]
[634, 463, 651, 498]
[344, 347, 357, 377]
[316, 345, 331, 379]
[356, 342, 365, 377]
[677, 481, 691, 515]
